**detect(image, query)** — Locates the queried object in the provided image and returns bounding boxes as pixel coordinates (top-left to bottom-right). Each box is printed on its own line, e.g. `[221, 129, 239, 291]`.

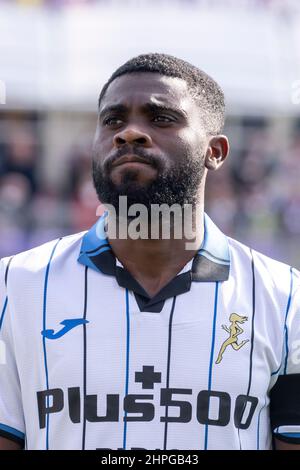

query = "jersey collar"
[77, 212, 230, 283]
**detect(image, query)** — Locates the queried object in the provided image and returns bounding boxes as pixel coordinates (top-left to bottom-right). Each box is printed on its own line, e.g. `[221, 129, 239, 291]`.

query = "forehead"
[100, 72, 196, 111]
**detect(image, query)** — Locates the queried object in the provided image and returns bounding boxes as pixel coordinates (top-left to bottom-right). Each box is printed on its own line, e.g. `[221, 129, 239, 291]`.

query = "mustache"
[103, 146, 164, 172]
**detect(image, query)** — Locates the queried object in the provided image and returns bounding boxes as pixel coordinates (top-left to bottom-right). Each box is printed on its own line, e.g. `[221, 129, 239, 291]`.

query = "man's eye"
[103, 117, 123, 126]
[153, 115, 175, 123]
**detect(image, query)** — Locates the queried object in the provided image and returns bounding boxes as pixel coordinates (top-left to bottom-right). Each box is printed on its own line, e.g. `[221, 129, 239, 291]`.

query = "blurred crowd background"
[1, 0, 300, 266]
[1, 0, 300, 9]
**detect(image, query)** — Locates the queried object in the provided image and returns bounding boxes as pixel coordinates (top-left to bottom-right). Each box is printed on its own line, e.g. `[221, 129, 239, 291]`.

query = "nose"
[113, 127, 153, 148]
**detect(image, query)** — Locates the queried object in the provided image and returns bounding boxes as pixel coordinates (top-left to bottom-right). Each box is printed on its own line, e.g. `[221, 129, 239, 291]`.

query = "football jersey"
[0, 213, 300, 450]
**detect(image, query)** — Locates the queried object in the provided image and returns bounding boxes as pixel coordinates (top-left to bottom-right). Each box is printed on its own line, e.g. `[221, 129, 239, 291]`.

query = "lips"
[112, 154, 151, 167]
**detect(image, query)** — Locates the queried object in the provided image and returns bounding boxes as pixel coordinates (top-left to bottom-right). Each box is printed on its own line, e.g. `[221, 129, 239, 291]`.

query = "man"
[0, 53, 300, 450]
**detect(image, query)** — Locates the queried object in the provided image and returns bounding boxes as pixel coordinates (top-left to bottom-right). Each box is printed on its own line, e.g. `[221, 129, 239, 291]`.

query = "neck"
[107, 202, 205, 297]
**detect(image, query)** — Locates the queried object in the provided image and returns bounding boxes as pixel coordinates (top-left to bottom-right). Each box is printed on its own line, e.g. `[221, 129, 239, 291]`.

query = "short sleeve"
[270, 268, 300, 444]
[0, 257, 25, 447]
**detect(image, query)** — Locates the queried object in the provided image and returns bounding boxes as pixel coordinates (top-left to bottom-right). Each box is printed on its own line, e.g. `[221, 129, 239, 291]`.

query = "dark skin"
[0, 437, 22, 450]
[0, 73, 298, 450]
[275, 439, 300, 450]
[94, 72, 228, 297]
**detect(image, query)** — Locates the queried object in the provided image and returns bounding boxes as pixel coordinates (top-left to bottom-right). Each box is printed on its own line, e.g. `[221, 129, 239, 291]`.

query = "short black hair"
[98, 52, 225, 135]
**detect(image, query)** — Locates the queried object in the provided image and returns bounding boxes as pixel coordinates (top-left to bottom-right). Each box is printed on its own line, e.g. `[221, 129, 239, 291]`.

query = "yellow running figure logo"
[215, 313, 249, 364]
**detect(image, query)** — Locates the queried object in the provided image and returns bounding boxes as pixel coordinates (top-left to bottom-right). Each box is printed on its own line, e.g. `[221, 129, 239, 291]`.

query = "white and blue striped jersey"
[0, 213, 300, 450]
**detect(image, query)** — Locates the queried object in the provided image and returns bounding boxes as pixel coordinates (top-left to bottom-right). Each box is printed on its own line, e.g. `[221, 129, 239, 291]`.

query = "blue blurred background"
[1, 0, 300, 265]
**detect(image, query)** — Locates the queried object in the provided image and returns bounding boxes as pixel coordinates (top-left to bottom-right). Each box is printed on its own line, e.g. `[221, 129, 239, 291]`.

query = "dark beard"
[92, 155, 205, 213]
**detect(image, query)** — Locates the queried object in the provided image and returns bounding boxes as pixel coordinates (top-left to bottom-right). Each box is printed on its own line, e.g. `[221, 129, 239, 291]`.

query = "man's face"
[92, 72, 209, 210]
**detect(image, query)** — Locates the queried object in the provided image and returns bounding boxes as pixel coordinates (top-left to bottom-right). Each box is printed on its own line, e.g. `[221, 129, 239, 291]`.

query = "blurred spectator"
[1, 122, 38, 195]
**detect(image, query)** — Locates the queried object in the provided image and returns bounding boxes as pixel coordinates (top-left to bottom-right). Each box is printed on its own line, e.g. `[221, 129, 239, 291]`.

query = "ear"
[205, 135, 230, 171]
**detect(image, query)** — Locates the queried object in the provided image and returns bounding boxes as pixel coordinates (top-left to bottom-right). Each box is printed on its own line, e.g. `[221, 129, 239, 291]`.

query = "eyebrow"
[99, 104, 127, 120]
[99, 102, 187, 121]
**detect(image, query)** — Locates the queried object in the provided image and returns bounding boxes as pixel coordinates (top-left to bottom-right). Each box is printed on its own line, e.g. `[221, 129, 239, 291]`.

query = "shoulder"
[227, 236, 300, 296]
[0, 231, 87, 288]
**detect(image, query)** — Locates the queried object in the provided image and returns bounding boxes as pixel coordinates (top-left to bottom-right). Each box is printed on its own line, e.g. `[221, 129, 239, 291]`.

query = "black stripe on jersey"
[163, 296, 177, 451]
[247, 249, 256, 396]
[238, 249, 256, 450]
[4, 256, 13, 287]
[0, 257, 14, 332]
[82, 266, 88, 450]
[42, 237, 63, 450]
[84, 242, 110, 255]
[283, 267, 294, 375]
